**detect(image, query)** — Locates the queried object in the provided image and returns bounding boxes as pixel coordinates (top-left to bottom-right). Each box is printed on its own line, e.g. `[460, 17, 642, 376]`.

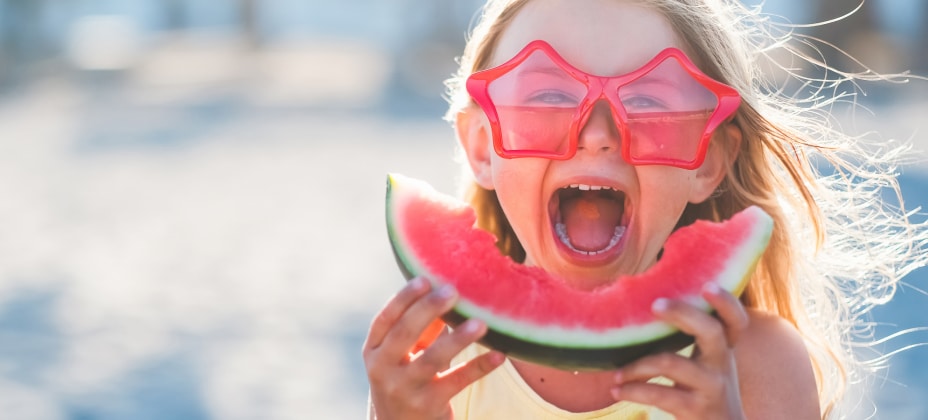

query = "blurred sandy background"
[0, 1, 925, 419]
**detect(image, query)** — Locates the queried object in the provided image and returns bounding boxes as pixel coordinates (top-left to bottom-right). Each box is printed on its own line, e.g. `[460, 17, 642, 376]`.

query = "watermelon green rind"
[709, 205, 770, 297]
[444, 307, 697, 370]
[451, 295, 673, 348]
[385, 173, 772, 370]
[385, 175, 451, 282]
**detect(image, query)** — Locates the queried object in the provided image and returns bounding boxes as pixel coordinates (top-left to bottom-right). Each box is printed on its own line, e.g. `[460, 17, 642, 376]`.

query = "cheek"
[635, 167, 696, 207]
[491, 157, 546, 191]
[491, 160, 549, 229]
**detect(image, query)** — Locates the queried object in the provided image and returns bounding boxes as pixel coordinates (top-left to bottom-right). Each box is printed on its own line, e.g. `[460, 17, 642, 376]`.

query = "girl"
[364, 0, 928, 418]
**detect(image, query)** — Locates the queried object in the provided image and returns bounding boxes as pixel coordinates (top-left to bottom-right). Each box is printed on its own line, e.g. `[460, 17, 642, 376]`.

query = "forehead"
[492, 0, 684, 76]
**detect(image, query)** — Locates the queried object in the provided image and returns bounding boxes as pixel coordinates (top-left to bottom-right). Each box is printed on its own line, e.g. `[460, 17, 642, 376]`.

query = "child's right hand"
[363, 276, 505, 420]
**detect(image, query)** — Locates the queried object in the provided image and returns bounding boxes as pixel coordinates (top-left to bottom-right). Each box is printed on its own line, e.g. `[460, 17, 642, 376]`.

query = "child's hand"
[611, 283, 749, 420]
[363, 277, 505, 420]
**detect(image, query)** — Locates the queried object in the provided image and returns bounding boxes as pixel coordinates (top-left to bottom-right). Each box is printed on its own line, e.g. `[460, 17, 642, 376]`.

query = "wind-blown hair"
[443, 0, 928, 418]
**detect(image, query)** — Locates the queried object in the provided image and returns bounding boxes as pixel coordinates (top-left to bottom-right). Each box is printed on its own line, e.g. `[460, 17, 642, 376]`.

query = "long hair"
[444, 0, 928, 418]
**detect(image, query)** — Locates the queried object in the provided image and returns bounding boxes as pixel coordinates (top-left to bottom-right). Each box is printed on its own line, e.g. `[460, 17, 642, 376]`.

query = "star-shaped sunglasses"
[466, 40, 741, 169]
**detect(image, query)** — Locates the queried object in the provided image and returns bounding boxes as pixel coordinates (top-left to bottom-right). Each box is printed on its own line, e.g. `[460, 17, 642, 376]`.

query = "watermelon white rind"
[385, 173, 772, 370]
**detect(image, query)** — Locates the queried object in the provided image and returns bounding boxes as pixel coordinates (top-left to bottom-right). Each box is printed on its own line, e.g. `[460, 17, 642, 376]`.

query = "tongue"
[560, 193, 623, 251]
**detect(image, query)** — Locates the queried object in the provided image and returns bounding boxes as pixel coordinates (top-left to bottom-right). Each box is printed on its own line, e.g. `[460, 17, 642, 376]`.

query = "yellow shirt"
[450, 344, 688, 419]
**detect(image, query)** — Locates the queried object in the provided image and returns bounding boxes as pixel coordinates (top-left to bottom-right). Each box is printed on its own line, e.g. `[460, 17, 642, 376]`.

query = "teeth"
[566, 184, 615, 191]
[555, 223, 626, 255]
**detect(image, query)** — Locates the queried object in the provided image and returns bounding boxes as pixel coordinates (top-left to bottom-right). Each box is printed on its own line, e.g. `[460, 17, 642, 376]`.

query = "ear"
[689, 122, 742, 203]
[455, 108, 495, 190]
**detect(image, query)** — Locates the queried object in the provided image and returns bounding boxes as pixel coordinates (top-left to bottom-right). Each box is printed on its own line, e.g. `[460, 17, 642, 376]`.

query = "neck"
[509, 358, 618, 412]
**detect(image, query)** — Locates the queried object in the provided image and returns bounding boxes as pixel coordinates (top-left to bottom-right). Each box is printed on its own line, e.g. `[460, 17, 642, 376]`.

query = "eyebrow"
[632, 76, 676, 86]
[625, 73, 682, 89]
[512, 65, 573, 79]
[509, 61, 698, 93]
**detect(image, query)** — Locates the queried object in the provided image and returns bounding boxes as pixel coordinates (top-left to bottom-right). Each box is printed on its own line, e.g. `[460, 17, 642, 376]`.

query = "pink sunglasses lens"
[482, 48, 723, 165]
[618, 57, 718, 164]
[487, 50, 586, 156]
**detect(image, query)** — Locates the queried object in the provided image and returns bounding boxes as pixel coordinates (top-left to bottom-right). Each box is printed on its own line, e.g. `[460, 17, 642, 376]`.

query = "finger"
[434, 349, 506, 401]
[615, 352, 709, 391]
[377, 283, 459, 361]
[652, 298, 729, 365]
[701, 283, 749, 346]
[364, 277, 432, 352]
[611, 382, 692, 417]
[410, 319, 487, 378]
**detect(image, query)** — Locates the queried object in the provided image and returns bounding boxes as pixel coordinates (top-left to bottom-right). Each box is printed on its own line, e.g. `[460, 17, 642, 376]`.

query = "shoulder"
[736, 309, 808, 359]
[734, 309, 821, 419]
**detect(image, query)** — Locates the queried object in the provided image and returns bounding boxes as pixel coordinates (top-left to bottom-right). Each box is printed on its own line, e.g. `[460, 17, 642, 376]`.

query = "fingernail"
[410, 277, 426, 290]
[462, 320, 483, 334]
[436, 284, 457, 300]
[652, 298, 669, 313]
[703, 282, 721, 295]
[489, 351, 505, 365]
[610, 386, 621, 400]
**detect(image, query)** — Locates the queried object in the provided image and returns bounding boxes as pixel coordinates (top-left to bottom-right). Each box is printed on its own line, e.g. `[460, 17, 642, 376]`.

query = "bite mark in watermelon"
[385, 173, 772, 370]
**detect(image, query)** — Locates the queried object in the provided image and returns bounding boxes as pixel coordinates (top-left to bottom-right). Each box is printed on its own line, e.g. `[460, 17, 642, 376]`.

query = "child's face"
[459, 0, 733, 289]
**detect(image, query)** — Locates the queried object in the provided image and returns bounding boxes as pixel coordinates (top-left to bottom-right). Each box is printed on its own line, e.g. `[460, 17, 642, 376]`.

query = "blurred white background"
[0, 1, 925, 419]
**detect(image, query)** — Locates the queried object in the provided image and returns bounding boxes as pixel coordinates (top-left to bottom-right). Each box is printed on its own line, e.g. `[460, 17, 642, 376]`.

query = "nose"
[577, 100, 621, 155]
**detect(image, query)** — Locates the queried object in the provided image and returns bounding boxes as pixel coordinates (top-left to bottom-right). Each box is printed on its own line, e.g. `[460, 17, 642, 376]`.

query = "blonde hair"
[444, 0, 928, 418]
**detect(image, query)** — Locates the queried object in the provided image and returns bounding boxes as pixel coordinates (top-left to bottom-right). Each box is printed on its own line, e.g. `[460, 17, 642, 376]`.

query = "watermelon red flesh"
[386, 174, 772, 369]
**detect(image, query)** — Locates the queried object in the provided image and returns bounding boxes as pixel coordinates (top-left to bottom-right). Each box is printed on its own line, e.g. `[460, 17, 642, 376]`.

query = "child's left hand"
[610, 283, 748, 420]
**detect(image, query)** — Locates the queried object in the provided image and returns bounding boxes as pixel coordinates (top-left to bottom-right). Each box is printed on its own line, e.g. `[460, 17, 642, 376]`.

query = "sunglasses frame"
[465, 40, 741, 169]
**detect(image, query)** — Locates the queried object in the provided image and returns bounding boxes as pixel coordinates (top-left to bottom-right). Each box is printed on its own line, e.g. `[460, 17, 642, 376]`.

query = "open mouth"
[549, 183, 629, 257]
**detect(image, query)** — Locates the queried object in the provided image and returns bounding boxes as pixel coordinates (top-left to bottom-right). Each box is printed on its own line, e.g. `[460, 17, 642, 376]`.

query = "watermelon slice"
[385, 173, 772, 370]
